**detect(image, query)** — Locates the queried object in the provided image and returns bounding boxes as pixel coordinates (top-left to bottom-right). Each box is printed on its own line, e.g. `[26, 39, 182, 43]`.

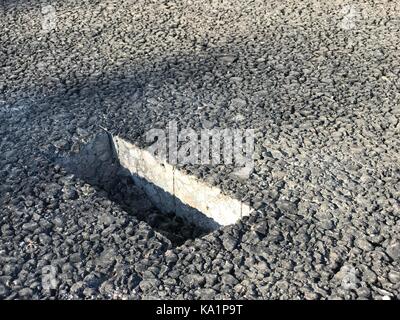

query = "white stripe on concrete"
[112, 136, 252, 226]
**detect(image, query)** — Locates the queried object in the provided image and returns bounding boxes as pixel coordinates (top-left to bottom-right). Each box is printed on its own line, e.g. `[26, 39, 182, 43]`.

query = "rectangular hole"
[57, 132, 252, 247]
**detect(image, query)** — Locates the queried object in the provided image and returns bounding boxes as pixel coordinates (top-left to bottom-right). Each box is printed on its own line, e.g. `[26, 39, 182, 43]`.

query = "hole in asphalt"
[56, 133, 220, 247]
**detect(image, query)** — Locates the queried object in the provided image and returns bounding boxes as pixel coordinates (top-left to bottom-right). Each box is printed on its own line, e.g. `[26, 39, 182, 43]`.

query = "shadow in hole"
[130, 172, 221, 231]
[56, 133, 220, 247]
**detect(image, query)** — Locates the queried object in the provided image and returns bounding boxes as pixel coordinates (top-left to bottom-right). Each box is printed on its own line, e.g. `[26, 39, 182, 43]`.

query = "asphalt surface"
[0, 0, 399, 299]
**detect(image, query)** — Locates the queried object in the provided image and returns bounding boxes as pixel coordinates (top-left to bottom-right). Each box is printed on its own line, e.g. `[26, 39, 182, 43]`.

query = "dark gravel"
[0, 0, 399, 299]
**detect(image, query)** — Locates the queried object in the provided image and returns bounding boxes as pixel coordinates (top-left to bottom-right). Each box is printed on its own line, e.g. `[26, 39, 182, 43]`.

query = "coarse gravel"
[0, 0, 399, 299]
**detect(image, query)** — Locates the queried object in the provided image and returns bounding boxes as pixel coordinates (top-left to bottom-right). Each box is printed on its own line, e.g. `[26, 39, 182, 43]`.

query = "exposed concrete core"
[112, 136, 253, 228]
[57, 133, 220, 246]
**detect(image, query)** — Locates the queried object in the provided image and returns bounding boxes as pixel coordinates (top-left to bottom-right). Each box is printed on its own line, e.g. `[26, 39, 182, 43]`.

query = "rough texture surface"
[1, 0, 399, 299]
[114, 135, 249, 227]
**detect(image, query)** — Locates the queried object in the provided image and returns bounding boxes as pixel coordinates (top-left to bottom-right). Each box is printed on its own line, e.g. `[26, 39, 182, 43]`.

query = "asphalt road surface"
[0, 0, 399, 299]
